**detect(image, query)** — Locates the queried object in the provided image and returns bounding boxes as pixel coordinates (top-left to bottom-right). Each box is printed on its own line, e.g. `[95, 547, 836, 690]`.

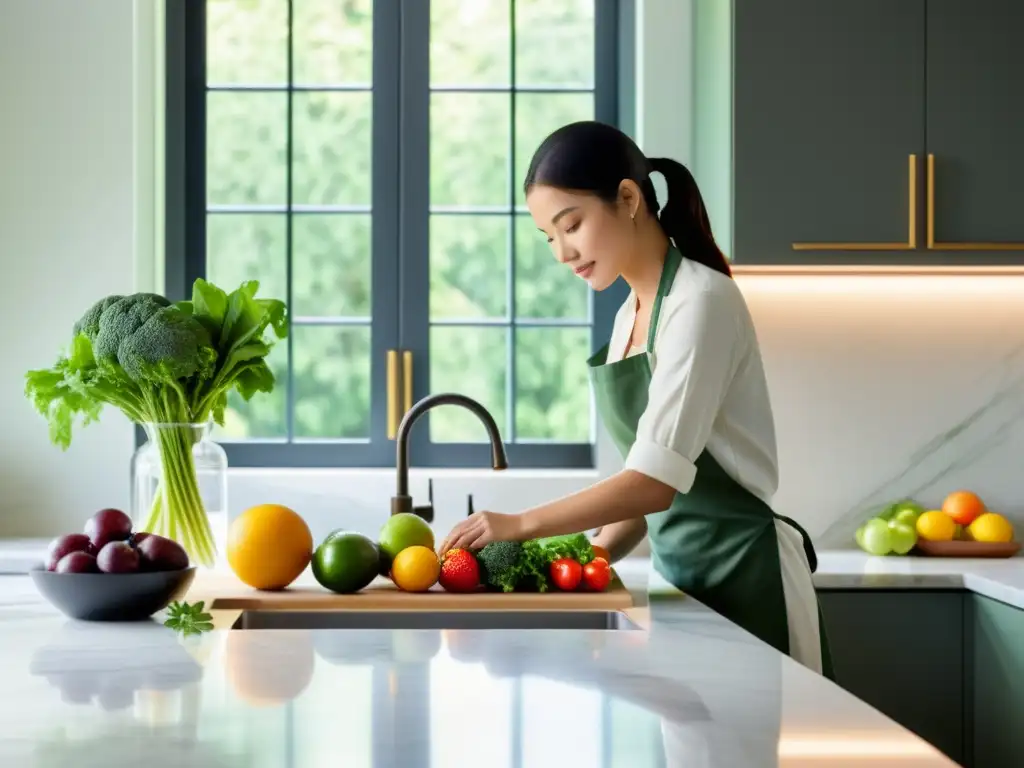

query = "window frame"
[165, 0, 633, 470]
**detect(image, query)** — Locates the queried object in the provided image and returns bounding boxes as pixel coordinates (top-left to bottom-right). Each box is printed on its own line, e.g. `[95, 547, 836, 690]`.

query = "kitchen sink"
[233, 609, 640, 631]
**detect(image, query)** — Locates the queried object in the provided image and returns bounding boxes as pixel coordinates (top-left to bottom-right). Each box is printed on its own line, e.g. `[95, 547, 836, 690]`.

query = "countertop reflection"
[0, 574, 955, 768]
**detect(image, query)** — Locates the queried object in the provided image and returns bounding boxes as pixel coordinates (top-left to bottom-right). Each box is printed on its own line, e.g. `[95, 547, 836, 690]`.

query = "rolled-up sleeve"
[624, 288, 744, 494]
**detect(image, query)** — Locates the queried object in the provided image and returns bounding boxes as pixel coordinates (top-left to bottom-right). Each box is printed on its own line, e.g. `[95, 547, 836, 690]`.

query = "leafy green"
[24, 279, 288, 567]
[476, 533, 596, 593]
[164, 600, 214, 636]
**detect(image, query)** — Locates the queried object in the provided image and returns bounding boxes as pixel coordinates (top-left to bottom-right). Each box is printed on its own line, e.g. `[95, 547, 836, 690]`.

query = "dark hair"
[523, 120, 731, 278]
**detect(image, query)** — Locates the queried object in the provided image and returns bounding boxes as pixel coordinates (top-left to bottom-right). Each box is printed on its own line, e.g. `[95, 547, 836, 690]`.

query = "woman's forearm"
[592, 517, 648, 563]
[520, 469, 675, 541]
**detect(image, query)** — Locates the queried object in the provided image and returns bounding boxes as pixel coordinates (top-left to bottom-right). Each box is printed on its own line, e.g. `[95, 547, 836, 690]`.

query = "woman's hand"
[438, 511, 528, 555]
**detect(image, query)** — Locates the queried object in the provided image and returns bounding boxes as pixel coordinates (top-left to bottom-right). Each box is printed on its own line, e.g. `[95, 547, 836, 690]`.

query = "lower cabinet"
[817, 589, 1024, 768]
[970, 595, 1024, 768]
[816, 590, 967, 766]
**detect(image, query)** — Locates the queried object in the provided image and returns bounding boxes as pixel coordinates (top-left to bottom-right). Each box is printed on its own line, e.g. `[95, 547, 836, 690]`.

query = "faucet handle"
[412, 477, 434, 523]
[413, 503, 434, 523]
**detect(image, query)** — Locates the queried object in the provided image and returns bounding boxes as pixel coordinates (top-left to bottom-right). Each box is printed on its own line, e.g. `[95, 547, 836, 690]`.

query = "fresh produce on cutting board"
[223, 502, 613, 595]
[311, 531, 381, 594]
[854, 490, 1017, 557]
[43, 508, 190, 574]
[391, 546, 441, 592]
[378, 513, 435, 574]
[438, 548, 480, 592]
[473, 534, 605, 593]
[227, 503, 313, 590]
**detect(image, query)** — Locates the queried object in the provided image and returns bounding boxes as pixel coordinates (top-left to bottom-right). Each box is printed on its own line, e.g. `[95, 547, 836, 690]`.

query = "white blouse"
[607, 258, 780, 504]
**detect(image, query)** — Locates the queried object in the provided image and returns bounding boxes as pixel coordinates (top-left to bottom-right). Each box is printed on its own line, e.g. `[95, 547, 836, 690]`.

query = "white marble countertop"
[812, 550, 1024, 608]
[0, 548, 963, 767]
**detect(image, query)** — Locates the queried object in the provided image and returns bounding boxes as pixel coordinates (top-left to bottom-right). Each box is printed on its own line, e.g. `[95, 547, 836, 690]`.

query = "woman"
[438, 120, 832, 677]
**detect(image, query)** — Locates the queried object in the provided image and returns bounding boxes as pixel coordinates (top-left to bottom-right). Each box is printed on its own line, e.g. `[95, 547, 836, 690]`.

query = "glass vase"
[130, 422, 228, 569]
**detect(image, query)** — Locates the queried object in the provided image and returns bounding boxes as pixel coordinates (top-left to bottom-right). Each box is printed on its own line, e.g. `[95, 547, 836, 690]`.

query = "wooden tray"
[914, 540, 1021, 558]
[187, 570, 634, 612]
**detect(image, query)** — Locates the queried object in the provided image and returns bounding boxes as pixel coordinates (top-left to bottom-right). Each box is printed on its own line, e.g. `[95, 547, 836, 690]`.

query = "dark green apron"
[588, 246, 834, 677]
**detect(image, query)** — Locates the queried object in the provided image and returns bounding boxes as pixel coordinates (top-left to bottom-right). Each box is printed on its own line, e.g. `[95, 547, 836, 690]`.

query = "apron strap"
[773, 513, 818, 573]
[645, 246, 685, 349]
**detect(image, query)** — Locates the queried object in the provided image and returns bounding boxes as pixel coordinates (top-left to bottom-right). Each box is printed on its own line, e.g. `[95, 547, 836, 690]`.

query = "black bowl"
[29, 565, 197, 622]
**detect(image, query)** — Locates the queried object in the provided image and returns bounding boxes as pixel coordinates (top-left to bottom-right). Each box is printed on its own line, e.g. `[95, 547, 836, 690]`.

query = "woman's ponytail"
[648, 158, 732, 278]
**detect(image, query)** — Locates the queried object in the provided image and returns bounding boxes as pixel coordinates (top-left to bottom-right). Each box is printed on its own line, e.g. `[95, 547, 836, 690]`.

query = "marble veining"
[0, 565, 960, 768]
[820, 345, 1024, 548]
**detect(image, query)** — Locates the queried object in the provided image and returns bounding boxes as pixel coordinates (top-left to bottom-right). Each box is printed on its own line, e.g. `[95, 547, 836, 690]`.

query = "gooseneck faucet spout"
[392, 393, 508, 518]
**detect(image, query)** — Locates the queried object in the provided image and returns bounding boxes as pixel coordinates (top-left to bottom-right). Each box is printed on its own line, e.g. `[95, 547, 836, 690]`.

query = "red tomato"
[582, 557, 611, 591]
[550, 558, 582, 590]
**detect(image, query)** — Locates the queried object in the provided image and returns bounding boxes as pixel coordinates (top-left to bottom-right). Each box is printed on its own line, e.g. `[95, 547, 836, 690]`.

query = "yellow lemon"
[391, 545, 440, 592]
[916, 510, 956, 542]
[967, 513, 1015, 543]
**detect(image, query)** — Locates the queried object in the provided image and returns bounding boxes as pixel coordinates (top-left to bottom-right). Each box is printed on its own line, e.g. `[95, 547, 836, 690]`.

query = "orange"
[941, 490, 986, 526]
[227, 504, 313, 590]
[916, 510, 956, 542]
[390, 545, 440, 592]
[591, 544, 611, 563]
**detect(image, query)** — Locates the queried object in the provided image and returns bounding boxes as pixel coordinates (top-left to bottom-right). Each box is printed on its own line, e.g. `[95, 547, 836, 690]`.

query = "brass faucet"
[391, 393, 508, 520]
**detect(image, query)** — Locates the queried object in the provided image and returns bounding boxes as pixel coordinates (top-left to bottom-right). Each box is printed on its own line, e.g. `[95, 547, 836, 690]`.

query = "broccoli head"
[475, 541, 526, 592]
[73, 295, 125, 341]
[118, 306, 218, 383]
[92, 294, 170, 364]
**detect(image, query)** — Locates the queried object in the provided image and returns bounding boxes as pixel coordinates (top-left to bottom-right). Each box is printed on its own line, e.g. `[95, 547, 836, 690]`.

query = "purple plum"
[45, 534, 95, 571]
[84, 508, 133, 550]
[96, 541, 140, 574]
[55, 551, 99, 573]
[136, 534, 189, 571]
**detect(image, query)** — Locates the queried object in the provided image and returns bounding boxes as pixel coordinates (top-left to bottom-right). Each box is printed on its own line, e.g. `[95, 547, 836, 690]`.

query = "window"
[166, 0, 631, 469]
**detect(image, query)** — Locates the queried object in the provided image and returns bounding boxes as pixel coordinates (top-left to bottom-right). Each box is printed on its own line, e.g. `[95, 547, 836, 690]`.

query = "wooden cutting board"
[187, 569, 634, 612]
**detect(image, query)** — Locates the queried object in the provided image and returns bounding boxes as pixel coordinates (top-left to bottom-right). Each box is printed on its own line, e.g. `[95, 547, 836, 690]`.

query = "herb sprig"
[163, 600, 214, 636]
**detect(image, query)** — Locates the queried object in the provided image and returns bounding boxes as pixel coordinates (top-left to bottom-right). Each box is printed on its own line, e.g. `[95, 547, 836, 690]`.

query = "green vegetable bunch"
[24, 279, 288, 566]
[475, 533, 596, 593]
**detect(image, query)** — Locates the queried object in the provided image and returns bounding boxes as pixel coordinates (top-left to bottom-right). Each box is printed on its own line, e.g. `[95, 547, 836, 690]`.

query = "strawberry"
[439, 548, 481, 593]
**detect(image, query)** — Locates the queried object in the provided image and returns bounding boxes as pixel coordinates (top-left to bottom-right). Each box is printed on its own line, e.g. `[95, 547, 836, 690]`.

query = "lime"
[312, 530, 381, 594]
[378, 513, 435, 571]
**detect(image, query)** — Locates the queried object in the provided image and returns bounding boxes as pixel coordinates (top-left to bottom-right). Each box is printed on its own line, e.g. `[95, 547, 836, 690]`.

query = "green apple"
[861, 518, 893, 556]
[887, 519, 917, 555]
[855, 525, 867, 551]
[893, 507, 922, 527]
[880, 499, 926, 522]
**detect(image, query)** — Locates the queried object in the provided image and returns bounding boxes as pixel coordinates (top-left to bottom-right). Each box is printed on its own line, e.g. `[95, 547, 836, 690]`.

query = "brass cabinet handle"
[927, 153, 1024, 250]
[792, 154, 918, 251]
[402, 351, 413, 416]
[387, 349, 399, 439]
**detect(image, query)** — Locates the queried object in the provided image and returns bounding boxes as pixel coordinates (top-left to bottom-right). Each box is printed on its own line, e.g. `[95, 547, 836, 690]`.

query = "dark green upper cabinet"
[926, 0, 1024, 255]
[731, 0, 1024, 268]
